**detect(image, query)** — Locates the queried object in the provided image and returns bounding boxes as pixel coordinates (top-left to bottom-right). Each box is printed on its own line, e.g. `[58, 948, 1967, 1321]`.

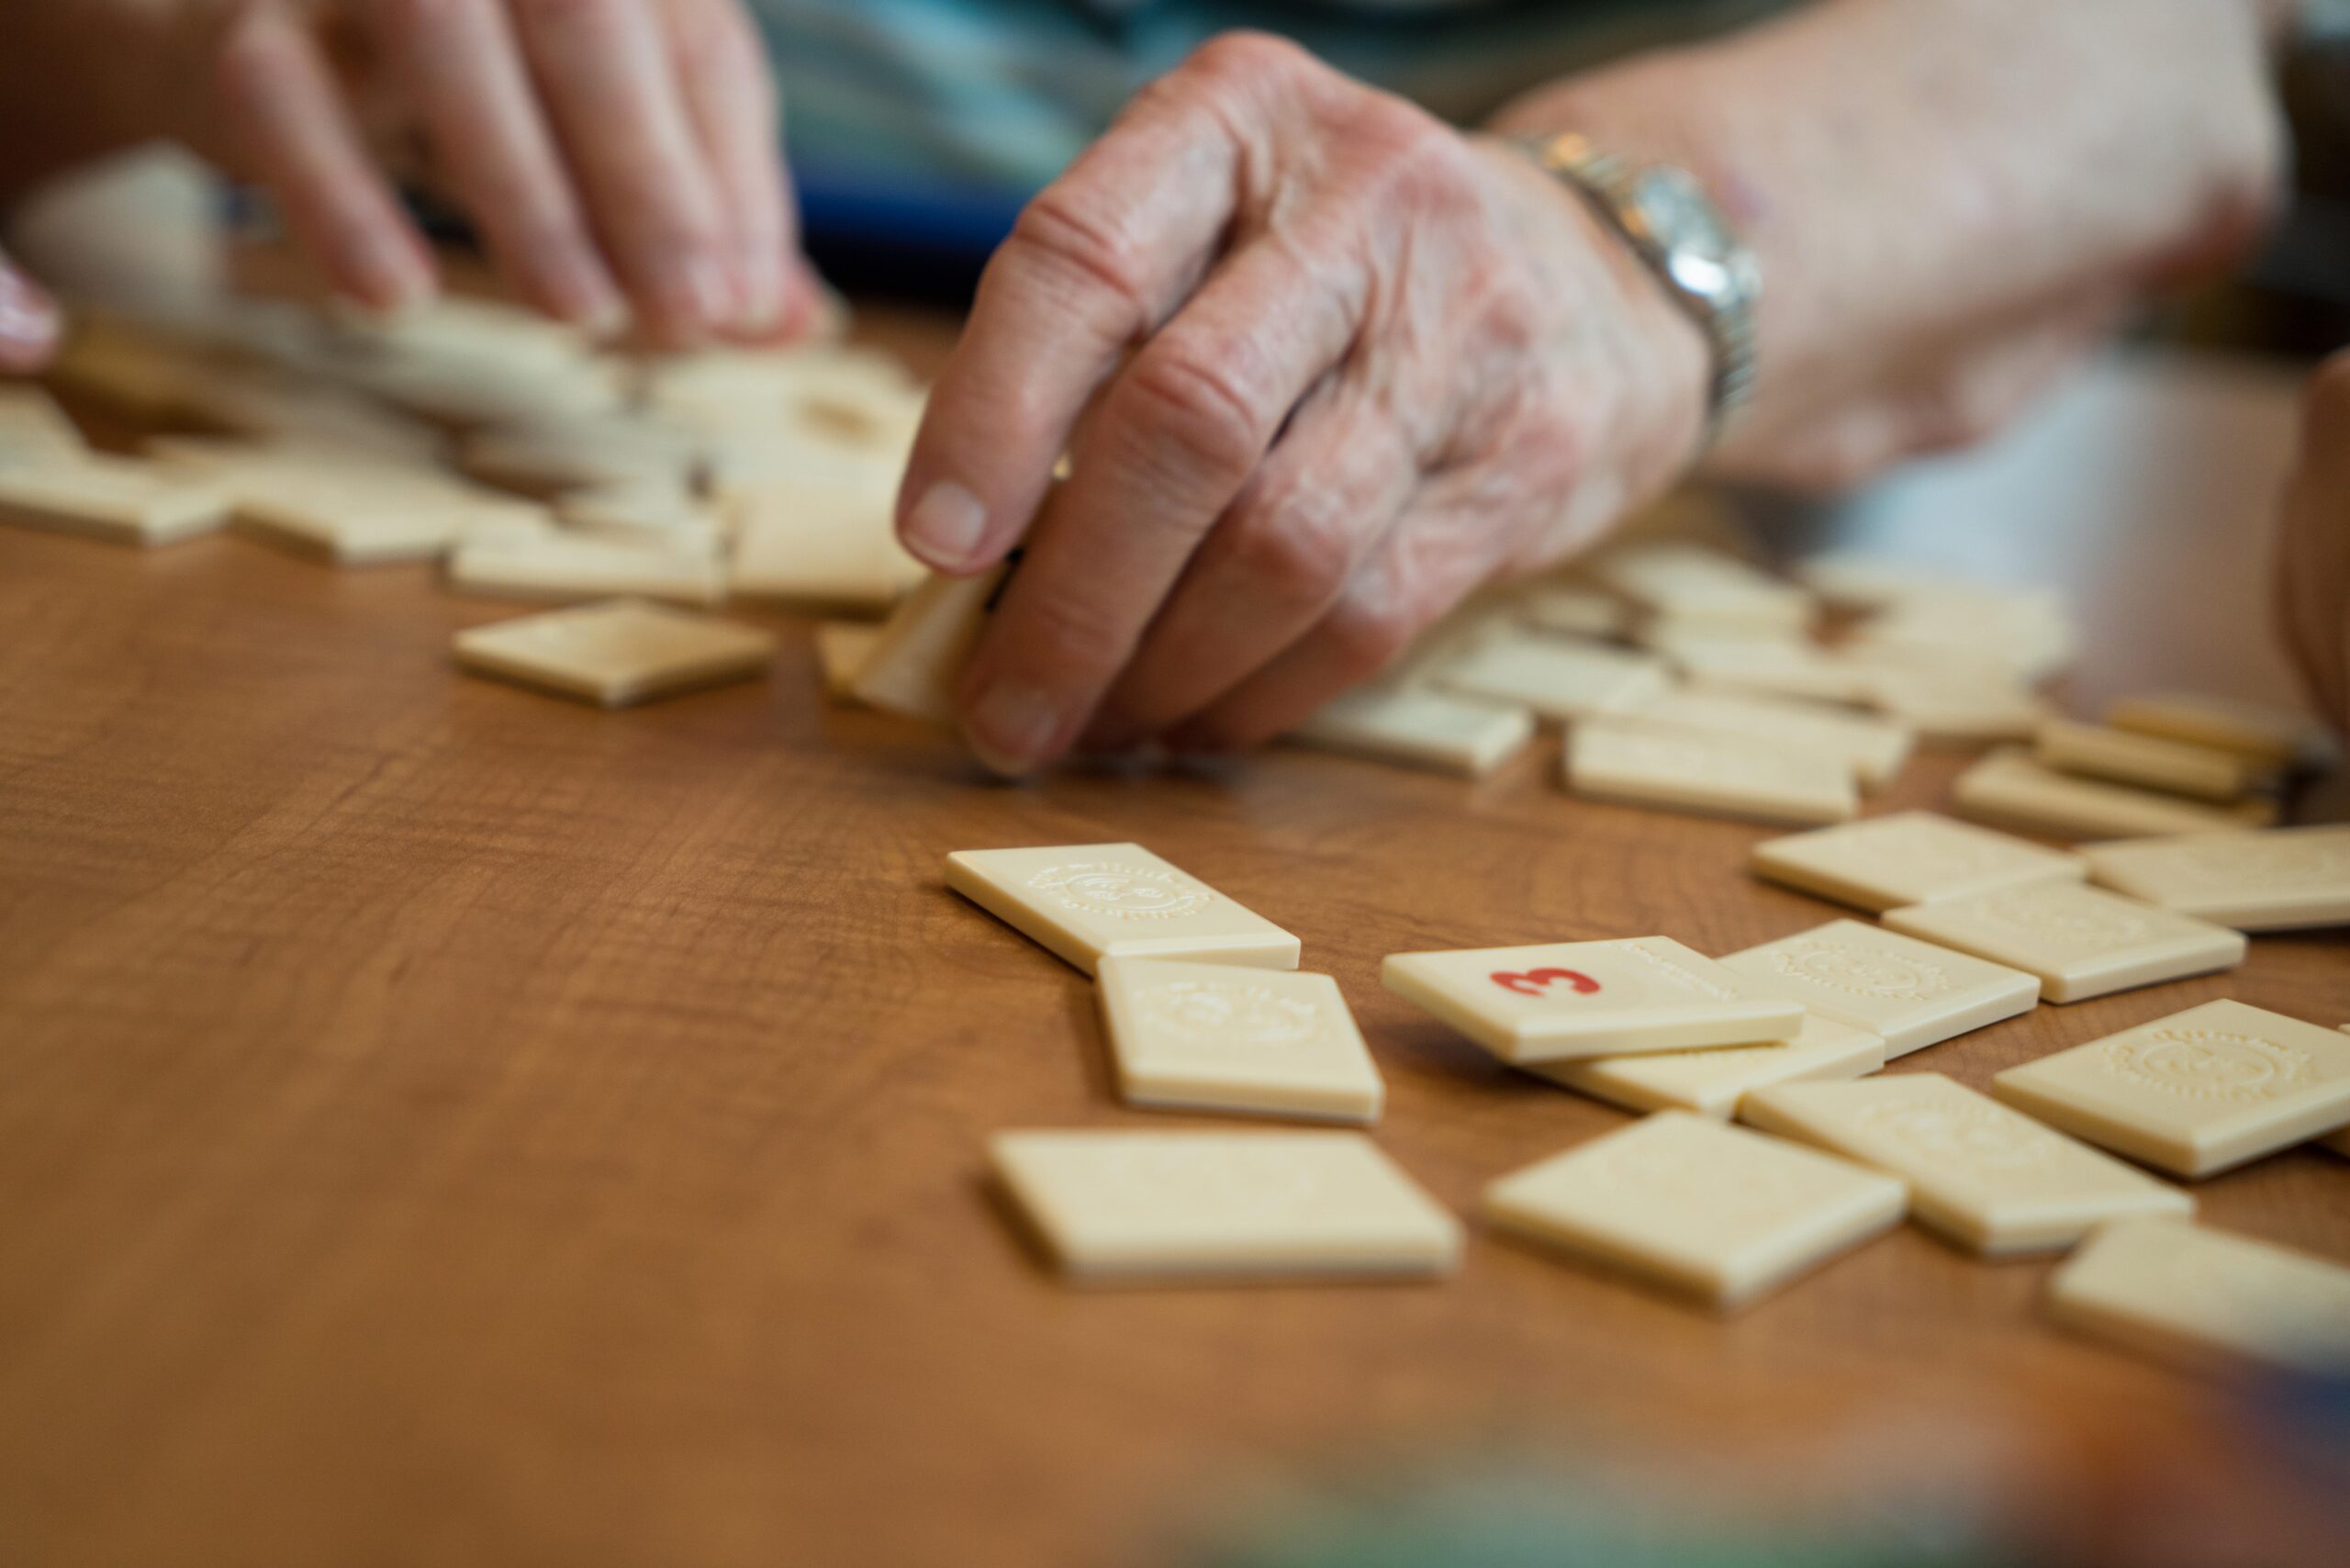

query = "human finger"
[215, 5, 434, 310]
[0, 250, 63, 372]
[950, 228, 1362, 776]
[894, 35, 1314, 573]
[1080, 386, 1421, 751]
[368, 0, 621, 324]
[1167, 487, 1513, 753]
[507, 0, 736, 342]
[660, 0, 804, 336]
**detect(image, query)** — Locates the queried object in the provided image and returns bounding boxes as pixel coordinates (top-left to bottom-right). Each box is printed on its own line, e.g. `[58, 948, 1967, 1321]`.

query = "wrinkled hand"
[0, 245, 62, 371]
[2277, 350, 2350, 734]
[896, 33, 1707, 774]
[170, 0, 811, 342]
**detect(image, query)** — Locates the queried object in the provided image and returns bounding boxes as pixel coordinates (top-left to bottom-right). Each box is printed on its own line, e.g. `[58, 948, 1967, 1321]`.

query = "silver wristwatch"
[1513, 131, 1760, 446]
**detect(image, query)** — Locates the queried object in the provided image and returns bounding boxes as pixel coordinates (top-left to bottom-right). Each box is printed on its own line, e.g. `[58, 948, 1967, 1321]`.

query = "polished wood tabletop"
[1, 319, 2344, 1568]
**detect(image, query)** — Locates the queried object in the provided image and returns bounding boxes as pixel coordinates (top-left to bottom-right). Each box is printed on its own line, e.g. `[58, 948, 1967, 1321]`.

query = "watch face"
[1630, 168, 1737, 302]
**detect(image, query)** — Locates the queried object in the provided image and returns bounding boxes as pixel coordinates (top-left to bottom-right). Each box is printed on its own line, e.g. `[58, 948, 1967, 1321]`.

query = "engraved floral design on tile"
[1768, 935, 1952, 1001]
[1131, 977, 1324, 1056]
[2100, 1028, 2317, 1102]
[1027, 861, 1213, 922]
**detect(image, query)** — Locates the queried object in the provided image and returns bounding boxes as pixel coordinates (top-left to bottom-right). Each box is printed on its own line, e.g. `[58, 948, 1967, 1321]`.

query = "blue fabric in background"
[753, 0, 1774, 290]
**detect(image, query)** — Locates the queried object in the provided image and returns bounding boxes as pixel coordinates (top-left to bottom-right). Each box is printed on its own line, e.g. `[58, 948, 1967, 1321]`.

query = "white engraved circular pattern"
[1026, 862, 1212, 921]
[1847, 1093, 2062, 1175]
[1967, 888, 2154, 946]
[1133, 980, 1321, 1054]
[2099, 1030, 2316, 1101]
[1768, 937, 1951, 1001]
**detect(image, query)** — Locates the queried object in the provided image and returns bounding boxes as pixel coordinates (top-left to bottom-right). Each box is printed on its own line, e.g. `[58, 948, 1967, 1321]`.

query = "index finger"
[892, 73, 1250, 574]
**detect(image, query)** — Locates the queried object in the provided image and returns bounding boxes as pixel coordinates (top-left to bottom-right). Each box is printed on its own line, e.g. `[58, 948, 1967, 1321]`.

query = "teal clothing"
[752, 1, 1775, 196]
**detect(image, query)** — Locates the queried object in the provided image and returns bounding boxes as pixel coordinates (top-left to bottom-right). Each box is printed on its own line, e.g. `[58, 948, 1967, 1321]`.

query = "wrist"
[1472, 136, 1712, 499]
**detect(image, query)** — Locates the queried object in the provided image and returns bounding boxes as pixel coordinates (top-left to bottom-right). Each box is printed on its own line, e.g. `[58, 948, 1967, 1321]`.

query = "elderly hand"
[162, 0, 812, 342]
[896, 32, 1707, 774]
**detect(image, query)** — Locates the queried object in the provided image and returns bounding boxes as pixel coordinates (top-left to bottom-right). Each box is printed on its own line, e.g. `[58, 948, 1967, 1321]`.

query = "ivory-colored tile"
[1751, 812, 2087, 913]
[1482, 1111, 1905, 1311]
[557, 482, 726, 554]
[2105, 691, 2331, 771]
[0, 385, 84, 462]
[2034, 717, 2269, 802]
[1882, 881, 2244, 1003]
[813, 620, 884, 700]
[728, 479, 926, 610]
[1434, 635, 1668, 722]
[1991, 1000, 2350, 1179]
[1382, 935, 1804, 1063]
[946, 843, 1300, 975]
[1740, 1073, 2192, 1256]
[1860, 668, 2051, 745]
[1618, 688, 1914, 788]
[449, 533, 726, 605]
[1953, 749, 2273, 840]
[0, 456, 229, 546]
[1564, 719, 1858, 827]
[1651, 633, 1875, 705]
[2046, 1218, 2350, 1372]
[2080, 825, 2350, 931]
[1530, 1008, 1885, 1119]
[1292, 684, 1534, 778]
[1587, 541, 1811, 635]
[850, 564, 1008, 725]
[1096, 958, 1382, 1124]
[990, 1128, 1459, 1284]
[452, 599, 775, 707]
[1720, 920, 2039, 1058]
[1516, 583, 1628, 640]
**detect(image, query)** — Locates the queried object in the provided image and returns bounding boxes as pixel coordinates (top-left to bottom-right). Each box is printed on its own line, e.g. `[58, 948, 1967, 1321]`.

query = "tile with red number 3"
[1381, 936, 1804, 1063]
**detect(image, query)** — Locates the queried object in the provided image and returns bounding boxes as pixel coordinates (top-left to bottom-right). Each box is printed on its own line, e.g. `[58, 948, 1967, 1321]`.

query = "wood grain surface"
[1, 320, 2344, 1568]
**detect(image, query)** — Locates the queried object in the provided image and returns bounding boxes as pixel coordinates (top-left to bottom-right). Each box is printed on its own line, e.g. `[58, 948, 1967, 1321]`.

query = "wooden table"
[2, 323, 2344, 1568]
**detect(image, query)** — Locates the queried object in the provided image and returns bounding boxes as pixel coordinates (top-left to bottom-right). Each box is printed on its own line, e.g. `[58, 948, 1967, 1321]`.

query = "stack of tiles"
[5, 288, 939, 711]
[1380, 936, 1804, 1064]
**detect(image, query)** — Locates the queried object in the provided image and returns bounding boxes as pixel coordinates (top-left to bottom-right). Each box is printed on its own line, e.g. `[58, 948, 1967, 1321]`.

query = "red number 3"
[1490, 968, 1602, 998]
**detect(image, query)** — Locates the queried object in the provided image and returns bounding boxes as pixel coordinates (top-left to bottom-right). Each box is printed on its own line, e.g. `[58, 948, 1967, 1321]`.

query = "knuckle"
[1348, 92, 1450, 169]
[212, 15, 297, 108]
[509, 0, 618, 31]
[377, 0, 476, 38]
[1019, 590, 1133, 675]
[1321, 586, 1417, 682]
[1002, 188, 1152, 326]
[1122, 341, 1274, 479]
[1228, 488, 1356, 608]
[1186, 30, 1318, 88]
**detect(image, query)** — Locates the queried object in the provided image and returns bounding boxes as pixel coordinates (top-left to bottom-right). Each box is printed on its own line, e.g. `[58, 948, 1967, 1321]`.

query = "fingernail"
[966, 678, 1061, 777]
[543, 250, 624, 330]
[664, 255, 734, 339]
[902, 481, 988, 567]
[737, 253, 782, 337]
[0, 272, 62, 368]
[347, 239, 431, 313]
